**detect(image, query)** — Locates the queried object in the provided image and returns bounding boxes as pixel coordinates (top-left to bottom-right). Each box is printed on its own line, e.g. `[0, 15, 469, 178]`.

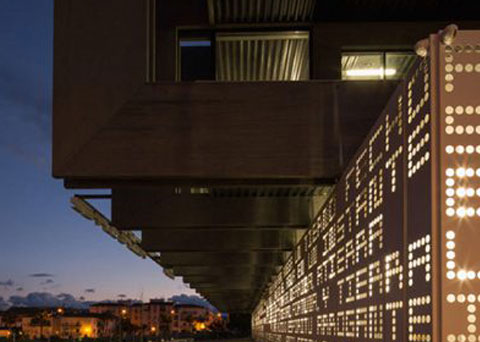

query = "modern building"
[53, 0, 480, 341]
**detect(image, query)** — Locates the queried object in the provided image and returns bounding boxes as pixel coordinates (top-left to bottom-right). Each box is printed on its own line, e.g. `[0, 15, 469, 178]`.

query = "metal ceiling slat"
[266, 39, 274, 80]
[259, 39, 266, 80]
[208, 0, 316, 24]
[271, 40, 281, 81]
[216, 32, 309, 81]
[279, 39, 289, 81]
[225, 41, 232, 81]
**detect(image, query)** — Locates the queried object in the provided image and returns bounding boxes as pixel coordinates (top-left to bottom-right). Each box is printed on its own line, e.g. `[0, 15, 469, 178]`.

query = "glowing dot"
[446, 231, 456, 239]
[469, 294, 477, 303]
[459, 294, 467, 302]
[457, 188, 466, 197]
[446, 251, 455, 259]
[446, 241, 456, 249]
[446, 188, 455, 196]
[467, 145, 475, 153]
[469, 271, 476, 279]
[446, 178, 455, 186]
[457, 207, 467, 217]
[446, 126, 454, 134]
[468, 188, 475, 197]
[446, 198, 455, 206]
[457, 145, 465, 154]
[467, 126, 475, 135]
[468, 208, 476, 217]
[446, 208, 455, 217]
[446, 145, 455, 154]
[467, 168, 475, 177]
[447, 271, 456, 279]
[446, 168, 455, 176]
[457, 126, 465, 134]
[447, 261, 456, 269]
[458, 271, 468, 281]
[457, 168, 467, 177]
[447, 294, 456, 303]
[468, 304, 476, 313]
[446, 106, 454, 114]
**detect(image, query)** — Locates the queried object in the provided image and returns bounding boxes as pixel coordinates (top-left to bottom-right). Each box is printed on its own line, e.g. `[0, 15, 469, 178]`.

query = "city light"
[81, 325, 93, 337]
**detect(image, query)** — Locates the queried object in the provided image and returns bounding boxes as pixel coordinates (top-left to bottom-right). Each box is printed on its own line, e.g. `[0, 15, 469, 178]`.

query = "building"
[52, 314, 104, 340]
[172, 304, 213, 334]
[89, 302, 129, 318]
[0, 307, 115, 340]
[129, 300, 174, 335]
[53, 0, 480, 341]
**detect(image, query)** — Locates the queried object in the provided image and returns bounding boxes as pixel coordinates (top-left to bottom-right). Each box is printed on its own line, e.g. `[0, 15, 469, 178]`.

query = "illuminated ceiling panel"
[216, 31, 310, 81]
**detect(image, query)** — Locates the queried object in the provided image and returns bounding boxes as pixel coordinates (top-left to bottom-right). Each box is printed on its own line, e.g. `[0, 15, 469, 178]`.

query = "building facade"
[53, 0, 480, 340]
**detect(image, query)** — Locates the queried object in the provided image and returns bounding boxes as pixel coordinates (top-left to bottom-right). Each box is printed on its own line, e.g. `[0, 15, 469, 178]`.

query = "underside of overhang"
[71, 184, 330, 313]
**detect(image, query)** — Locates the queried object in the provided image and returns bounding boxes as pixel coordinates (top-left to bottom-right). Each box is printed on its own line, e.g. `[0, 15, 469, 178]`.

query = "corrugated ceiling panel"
[209, 0, 316, 24]
[216, 31, 310, 81]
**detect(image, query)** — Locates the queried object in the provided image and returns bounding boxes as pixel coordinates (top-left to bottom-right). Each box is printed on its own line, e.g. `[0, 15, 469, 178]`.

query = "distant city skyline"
[0, 0, 195, 307]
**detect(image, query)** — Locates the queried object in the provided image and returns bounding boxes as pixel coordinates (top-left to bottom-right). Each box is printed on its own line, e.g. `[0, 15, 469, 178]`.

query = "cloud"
[84, 289, 95, 294]
[169, 294, 217, 312]
[79, 296, 85, 301]
[29, 273, 54, 278]
[8, 292, 88, 309]
[16, 287, 24, 292]
[41, 279, 54, 285]
[0, 280, 14, 287]
[0, 297, 9, 311]
[117, 294, 127, 298]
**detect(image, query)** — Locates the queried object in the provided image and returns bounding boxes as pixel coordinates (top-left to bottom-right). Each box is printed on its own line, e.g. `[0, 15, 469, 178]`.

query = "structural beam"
[141, 230, 297, 252]
[112, 187, 313, 229]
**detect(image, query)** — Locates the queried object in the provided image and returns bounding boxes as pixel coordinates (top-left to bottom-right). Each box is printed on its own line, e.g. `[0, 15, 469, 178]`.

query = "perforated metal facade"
[252, 30, 480, 342]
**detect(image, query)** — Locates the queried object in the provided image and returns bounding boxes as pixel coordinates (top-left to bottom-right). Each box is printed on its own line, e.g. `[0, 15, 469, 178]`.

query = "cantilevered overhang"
[55, 81, 397, 185]
[58, 80, 398, 313]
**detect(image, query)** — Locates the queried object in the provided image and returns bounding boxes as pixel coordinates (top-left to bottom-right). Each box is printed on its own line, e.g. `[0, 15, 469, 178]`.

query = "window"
[179, 39, 215, 81]
[341, 51, 416, 80]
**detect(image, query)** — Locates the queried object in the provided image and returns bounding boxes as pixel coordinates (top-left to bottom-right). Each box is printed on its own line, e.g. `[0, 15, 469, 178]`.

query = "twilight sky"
[0, 0, 194, 306]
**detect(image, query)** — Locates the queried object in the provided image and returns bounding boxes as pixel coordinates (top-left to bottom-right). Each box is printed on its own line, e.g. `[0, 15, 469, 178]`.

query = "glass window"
[179, 39, 215, 81]
[342, 51, 415, 80]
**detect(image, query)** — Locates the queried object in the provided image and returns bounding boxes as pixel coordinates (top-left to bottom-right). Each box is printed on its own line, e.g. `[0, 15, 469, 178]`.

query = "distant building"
[172, 304, 213, 334]
[130, 300, 174, 335]
[0, 307, 115, 340]
[89, 302, 129, 318]
[52, 314, 104, 339]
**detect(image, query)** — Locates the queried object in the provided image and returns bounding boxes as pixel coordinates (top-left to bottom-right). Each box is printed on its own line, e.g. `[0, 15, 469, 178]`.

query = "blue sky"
[0, 0, 194, 305]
